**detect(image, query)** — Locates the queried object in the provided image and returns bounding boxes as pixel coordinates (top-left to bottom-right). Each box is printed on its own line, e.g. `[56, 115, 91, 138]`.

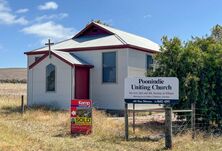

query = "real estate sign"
[124, 77, 179, 104]
[71, 99, 92, 134]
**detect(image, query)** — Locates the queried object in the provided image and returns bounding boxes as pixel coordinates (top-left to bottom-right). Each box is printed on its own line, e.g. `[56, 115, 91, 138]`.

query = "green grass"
[1, 83, 222, 151]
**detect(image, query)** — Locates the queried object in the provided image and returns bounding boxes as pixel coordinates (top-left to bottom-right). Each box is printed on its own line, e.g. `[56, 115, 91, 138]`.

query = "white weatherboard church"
[25, 22, 160, 110]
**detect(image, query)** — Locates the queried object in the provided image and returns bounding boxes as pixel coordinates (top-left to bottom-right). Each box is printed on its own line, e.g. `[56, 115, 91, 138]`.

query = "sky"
[0, 0, 222, 68]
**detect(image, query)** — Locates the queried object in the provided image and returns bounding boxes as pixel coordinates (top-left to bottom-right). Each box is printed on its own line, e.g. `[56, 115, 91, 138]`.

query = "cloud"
[38, 1, 58, 10]
[144, 14, 152, 19]
[16, 8, 29, 13]
[22, 21, 76, 43]
[0, 0, 10, 11]
[35, 13, 68, 22]
[0, 0, 28, 25]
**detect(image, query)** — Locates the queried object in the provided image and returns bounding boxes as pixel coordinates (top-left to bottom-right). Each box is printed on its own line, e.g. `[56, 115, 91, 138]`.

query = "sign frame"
[124, 77, 179, 104]
[70, 99, 92, 135]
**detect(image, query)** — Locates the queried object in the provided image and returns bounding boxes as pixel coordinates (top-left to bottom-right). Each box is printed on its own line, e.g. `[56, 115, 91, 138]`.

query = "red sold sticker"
[71, 100, 92, 135]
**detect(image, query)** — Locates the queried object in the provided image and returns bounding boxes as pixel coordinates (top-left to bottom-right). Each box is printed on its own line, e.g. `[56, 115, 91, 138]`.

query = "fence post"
[21, 95, 24, 114]
[125, 103, 129, 141]
[165, 107, 172, 149]
[191, 103, 196, 139]
[133, 103, 135, 134]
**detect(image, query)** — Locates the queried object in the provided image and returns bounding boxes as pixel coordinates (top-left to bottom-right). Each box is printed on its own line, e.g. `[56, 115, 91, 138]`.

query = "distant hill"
[0, 68, 27, 82]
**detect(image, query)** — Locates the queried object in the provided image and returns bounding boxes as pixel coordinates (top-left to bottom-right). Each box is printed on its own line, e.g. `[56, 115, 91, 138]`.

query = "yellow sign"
[74, 117, 92, 125]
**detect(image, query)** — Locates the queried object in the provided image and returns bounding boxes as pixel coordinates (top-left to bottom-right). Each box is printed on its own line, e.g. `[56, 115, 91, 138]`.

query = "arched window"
[46, 64, 55, 92]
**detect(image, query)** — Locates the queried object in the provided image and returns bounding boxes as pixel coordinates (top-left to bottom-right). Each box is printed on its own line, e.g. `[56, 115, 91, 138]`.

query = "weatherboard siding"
[27, 48, 158, 110]
[127, 48, 161, 109]
[128, 48, 152, 76]
[28, 55, 72, 109]
[73, 48, 128, 110]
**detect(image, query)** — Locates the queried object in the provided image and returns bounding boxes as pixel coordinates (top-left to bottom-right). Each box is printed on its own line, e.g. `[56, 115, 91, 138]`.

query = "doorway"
[75, 67, 90, 99]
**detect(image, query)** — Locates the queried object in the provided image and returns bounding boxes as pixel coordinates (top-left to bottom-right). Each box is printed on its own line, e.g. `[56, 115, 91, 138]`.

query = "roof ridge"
[27, 38, 73, 52]
[94, 22, 159, 45]
[114, 34, 127, 45]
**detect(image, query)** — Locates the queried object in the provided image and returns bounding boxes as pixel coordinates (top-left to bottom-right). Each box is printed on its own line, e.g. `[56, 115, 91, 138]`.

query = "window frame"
[45, 63, 56, 93]
[102, 51, 117, 84]
[146, 54, 154, 71]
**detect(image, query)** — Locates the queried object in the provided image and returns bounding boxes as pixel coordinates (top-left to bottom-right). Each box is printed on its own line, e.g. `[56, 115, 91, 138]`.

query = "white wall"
[74, 49, 128, 110]
[128, 48, 153, 76]
[127, 48, 161, 109]
[28, 55, 72, 109]
[27, 48, 159, 110]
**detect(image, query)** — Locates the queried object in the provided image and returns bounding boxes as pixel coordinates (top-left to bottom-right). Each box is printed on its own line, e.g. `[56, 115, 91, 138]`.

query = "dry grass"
[0, 83, 222, 151]
[0, 83, 26, 95]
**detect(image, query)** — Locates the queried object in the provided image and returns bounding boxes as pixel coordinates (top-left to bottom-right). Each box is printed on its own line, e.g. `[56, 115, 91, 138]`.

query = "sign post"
[124, 77, 179, 149]
[71, 99, 92, 135]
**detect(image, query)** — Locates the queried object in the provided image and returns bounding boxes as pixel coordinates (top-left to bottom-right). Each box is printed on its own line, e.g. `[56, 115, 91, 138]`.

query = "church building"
[24, 22, 160, 110]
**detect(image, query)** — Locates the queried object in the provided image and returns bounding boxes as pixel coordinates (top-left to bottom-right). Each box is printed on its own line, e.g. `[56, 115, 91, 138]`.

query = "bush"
[148, 25, 222, 128]
[0, 79, 27, 83]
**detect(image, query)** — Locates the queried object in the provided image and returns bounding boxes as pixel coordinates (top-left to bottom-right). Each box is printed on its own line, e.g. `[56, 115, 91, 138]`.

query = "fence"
[126, 107, 193, 135]
[126, 103, 222, 141]
[127, 107, 166, 139]
[125, 103, 198, 149]
[172, 109, 193, 136]
[0, 94, 27, 114]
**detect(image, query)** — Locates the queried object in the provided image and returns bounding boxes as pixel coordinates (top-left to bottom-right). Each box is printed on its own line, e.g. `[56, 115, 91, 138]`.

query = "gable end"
[74, 22, 114, 38]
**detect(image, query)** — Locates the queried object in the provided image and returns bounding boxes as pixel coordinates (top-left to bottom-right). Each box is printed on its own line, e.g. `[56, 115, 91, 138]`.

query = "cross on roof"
[45, 39, 54, 58]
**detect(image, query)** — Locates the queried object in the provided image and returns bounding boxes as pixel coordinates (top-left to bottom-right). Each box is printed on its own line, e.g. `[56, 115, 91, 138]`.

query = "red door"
[75, 67, 90, 99]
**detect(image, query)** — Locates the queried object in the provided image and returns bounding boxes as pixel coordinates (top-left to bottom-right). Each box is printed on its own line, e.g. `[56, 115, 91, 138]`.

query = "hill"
[0, 68, 27, 81]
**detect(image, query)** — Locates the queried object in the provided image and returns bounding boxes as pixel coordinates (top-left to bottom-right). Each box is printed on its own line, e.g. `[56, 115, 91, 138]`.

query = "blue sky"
[0, 0, 222, 68]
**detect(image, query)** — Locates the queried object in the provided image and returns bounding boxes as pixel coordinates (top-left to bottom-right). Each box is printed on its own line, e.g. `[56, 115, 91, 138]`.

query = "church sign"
[71, 100, 92, 135]
[124, 77, 179, 104]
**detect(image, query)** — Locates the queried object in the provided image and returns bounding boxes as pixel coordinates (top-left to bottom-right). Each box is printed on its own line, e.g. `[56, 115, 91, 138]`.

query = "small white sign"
[124, 77, 179, 104]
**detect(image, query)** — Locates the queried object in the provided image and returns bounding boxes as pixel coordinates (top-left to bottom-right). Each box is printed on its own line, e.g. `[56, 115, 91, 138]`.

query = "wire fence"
[127, 109, 166, 140]
[127, 108, 194, 139]
[172, 112, 192, 135]
[0, 94, 27, 114]
[126, 103, 222, 141]
[172, 106, 222, 137]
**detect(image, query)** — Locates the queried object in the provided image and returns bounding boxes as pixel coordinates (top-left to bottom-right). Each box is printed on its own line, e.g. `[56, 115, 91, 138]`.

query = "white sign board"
[124, 77, 179, 104]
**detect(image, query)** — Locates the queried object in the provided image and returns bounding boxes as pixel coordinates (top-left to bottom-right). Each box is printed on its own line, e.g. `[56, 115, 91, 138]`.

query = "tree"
[211, 24, 222, 42]
[90, 19, 110, 26]
[149, 25, 222, 128]
[149, 36, 203, 108]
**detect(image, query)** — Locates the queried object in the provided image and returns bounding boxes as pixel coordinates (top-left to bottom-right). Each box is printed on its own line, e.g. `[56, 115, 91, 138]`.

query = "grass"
[1, 83, 222, 150]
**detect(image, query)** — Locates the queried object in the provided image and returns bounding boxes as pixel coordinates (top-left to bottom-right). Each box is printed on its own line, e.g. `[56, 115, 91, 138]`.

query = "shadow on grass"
[129, 137, 159, 142]
[128, 133, 164, 142]
[53, 132, 96, 139]
[1, 105, 22, 114]
[0, 105, 67, 114]
[133, 121, 165, 133]
[28, 105, 66, 112]
[53, 132, 74, 138]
